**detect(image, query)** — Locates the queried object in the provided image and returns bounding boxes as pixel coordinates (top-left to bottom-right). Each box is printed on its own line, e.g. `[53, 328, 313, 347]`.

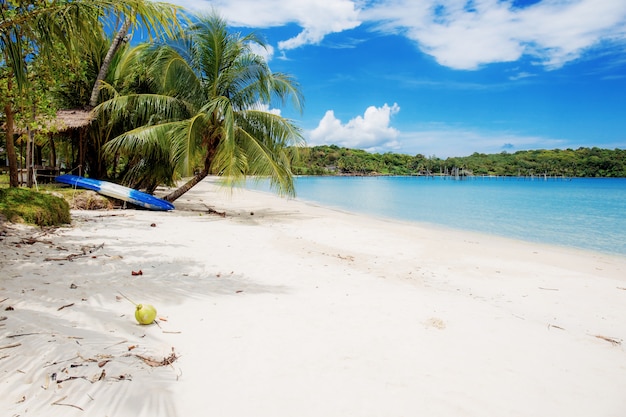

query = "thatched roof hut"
[53, 109, 94, 131]
[5, 109, 94, 134]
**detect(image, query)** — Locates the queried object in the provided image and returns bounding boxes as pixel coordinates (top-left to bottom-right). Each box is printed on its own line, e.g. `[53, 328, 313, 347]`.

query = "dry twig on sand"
[133, 348, 179, 367]
[594, 335, 622, 346]
[44, 243, 105, 261]
[51, 396, 84, 411]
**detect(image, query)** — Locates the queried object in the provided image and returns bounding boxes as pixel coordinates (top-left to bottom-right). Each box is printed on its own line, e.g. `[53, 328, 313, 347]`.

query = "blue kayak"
[56, 174, 175, 211]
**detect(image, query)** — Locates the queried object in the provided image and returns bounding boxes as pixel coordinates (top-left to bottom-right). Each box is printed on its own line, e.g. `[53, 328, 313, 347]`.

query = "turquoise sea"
[251, 176, 626, 256]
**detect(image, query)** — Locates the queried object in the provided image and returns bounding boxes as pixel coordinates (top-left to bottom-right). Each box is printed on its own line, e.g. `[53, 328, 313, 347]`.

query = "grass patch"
[0, 187, 71, 226]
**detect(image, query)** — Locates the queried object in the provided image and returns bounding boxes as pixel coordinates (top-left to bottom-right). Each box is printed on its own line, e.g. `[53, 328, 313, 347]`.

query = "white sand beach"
[1, 177, 625, 417]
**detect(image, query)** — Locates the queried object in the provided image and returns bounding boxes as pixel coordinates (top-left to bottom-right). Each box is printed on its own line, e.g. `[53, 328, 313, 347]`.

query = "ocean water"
[249, 176, 626, 256]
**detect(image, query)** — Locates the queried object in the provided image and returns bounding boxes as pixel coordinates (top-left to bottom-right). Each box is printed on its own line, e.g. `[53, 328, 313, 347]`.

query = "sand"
[1, 177, 625, 417]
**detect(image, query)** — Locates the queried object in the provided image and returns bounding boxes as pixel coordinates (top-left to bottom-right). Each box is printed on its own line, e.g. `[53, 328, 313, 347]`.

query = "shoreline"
[288, 190, 626, 260]
[2, 177, 626, 416]
[276, 175, 626, 257]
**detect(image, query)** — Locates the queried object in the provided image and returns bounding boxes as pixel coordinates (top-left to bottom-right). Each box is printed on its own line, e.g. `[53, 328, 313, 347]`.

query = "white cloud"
[171, 0, 361, 50]
[363, 0, 626, 70]
[308, 103, 401, 152]
[168, 0, 626, 69]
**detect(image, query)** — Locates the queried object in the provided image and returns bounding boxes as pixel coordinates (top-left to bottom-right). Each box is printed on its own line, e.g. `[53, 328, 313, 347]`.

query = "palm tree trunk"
[163, 169, 209, 202]
[88, 19, 131, 108]
[4, 102, 19, 188]
[164, 142, 218, 202]
[26, 128, 33, 187]
[49, 136, 57, 168]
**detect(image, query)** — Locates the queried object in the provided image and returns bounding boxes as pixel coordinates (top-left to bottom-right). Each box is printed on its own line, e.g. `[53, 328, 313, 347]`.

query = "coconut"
[135, 303, 157, 325]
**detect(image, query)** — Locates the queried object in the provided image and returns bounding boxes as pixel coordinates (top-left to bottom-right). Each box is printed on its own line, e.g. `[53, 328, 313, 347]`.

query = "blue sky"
[162, 0, 626, 158]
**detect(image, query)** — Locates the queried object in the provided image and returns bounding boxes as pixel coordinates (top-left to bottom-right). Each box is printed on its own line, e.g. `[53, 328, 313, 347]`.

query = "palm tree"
[0, 0, 183, 187]
[99, 14, 304, 202]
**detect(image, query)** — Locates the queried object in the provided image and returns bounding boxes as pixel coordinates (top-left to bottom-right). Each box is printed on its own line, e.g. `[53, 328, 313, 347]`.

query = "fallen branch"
[0, 343, 21, 350]
[57, 303, 75, 311]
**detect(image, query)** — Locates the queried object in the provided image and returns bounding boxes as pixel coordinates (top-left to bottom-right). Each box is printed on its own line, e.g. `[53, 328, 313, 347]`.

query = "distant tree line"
[292, 145, 626, 177]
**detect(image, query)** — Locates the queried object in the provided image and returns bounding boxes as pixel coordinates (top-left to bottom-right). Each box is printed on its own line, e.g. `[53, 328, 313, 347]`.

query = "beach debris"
[538, 287, 559, 291]
[131, 270, 143, 276]
[425, 317, 446, 330]
[204, 205, 226, 217]
[70, 283, 78, 289]
[133, 347, 178, 367]
[150, 223, 157, 227]
[0, 342, 21, 350]
[547, 324, 565, 330]
[44, 243, 104, 262]
[5, 306, 14, 311]
[19, 236, 52, 245]
[594, 335, 622, 346]
[7, 332, 41, 338]
[51, 395, 84, 411]
[97, 359, 111, 368]
[57, 303, 75, 311]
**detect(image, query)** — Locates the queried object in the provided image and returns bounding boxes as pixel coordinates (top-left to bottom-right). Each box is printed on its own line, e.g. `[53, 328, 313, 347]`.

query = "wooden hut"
[11, 109, 94, 183]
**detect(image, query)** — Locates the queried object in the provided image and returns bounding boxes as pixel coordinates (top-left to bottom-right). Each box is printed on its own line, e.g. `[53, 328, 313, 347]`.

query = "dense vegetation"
[1, 2, 302, 203]
[0, 187, 70, 226]
[293, 146, 626, 177]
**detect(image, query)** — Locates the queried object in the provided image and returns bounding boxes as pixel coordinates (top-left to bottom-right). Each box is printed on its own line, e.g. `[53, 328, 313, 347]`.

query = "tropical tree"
[0, 0, 183, 187]
[99, 14, 305, 201]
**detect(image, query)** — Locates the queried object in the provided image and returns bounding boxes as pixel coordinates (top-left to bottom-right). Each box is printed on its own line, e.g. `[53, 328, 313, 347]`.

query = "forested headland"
[293, 145, 626, 177]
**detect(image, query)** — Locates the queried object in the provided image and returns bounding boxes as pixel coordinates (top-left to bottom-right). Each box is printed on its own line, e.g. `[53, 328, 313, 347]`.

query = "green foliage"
[295, 146, 626, 177]
[97, 13, 304, 200]
[0, 188, 70, 226]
